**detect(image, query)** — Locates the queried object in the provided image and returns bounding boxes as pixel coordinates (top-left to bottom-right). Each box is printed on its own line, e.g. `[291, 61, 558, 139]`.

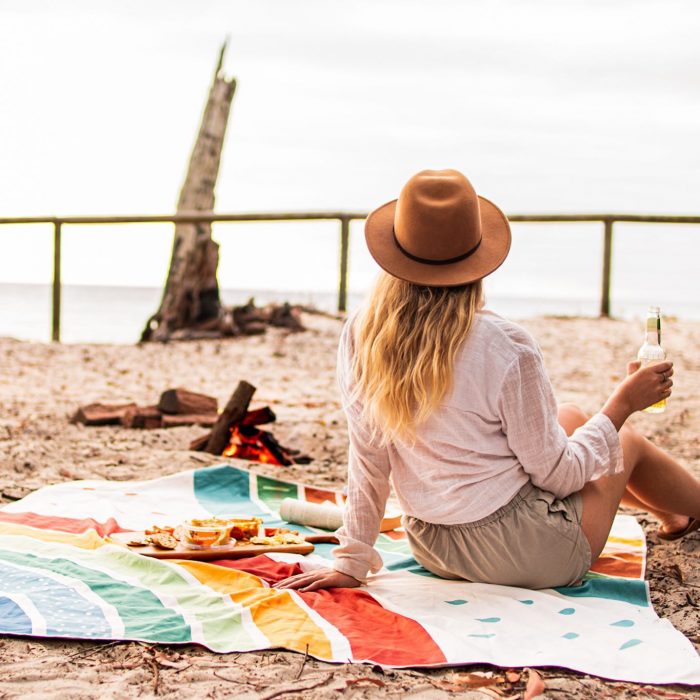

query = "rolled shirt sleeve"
[498, 346, 624, 498]
[331, 321, 391, 582]
[332, 431, 391, 582]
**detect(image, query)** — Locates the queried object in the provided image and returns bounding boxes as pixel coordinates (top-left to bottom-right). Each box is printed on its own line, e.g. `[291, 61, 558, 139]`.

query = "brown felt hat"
[365, 169, 511, 286]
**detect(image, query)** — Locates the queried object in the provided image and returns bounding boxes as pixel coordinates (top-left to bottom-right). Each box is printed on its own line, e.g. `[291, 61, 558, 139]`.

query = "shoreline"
[3, 281, 700, 345]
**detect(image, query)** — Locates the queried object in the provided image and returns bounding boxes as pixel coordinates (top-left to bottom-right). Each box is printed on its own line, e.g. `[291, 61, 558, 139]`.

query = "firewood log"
[204, 381, 256, 454]
[71, 403, 137, 426]
[189, 433, 211, 451]
[162, 413, 218, 428]
[121, 406, 163, 429]
[158, 388, 218, 416]
[241, 406, 276, 426]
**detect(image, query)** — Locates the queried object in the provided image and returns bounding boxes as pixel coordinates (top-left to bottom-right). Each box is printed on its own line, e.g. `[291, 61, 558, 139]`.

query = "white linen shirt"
[332, 310, 623, 582]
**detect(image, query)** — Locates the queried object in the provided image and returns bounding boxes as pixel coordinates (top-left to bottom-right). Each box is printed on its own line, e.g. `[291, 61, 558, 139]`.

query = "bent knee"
[558, 403, 589, 435]
[558, 403, 589, 420]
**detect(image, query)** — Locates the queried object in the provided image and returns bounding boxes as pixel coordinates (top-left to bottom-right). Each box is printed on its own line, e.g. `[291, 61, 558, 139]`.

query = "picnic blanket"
[0, 464, 698, 685]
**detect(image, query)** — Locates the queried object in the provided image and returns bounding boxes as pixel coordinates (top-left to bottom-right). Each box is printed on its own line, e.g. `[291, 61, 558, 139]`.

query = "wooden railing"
[1, 212, 699, 342]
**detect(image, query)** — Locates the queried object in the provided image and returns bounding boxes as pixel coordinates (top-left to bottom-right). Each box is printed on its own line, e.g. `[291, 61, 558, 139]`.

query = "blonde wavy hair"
[351, 273, 483, 445]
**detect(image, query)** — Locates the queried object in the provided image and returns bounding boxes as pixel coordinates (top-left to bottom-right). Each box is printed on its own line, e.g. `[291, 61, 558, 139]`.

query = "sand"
[0, 312, 698, 699]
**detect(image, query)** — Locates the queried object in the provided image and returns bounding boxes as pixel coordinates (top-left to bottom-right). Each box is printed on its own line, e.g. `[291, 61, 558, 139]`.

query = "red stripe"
[0, 511, 128, 537]
[214, 556, 446, 666]
[306, 587, 446, 665]
[211, 555, 301, 582]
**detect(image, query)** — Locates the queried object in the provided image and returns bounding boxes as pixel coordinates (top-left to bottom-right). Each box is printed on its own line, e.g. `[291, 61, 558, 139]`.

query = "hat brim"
[364, 195, 511, 286]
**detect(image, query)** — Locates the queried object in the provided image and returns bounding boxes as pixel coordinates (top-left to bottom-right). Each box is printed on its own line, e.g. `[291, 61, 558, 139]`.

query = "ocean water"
[1, 280, 697, 345]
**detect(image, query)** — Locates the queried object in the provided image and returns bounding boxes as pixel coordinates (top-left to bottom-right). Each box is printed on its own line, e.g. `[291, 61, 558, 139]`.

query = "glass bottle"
[637, 306, 666, 413]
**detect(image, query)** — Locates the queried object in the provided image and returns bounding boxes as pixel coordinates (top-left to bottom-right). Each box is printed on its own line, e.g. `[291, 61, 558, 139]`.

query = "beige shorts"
[403, 482, 592, 589]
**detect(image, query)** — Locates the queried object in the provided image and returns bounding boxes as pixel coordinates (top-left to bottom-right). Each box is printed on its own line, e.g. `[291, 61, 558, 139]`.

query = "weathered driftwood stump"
[139, 42, 307, 343]
[141, 42, 236, 343]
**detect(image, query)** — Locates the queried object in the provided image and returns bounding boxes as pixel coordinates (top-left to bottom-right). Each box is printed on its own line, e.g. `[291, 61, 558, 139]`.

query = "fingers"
[274, 575, 318, 589]
[627, 360, 641, 376]
[298, 580, 328, 592]
[273, 570, 331, 589]
[654, 365, 674, 385]
[272, 568, 360, 592]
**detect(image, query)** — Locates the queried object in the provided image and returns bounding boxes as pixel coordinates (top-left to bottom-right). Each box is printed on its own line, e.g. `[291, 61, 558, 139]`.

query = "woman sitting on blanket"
[276, 169, 700, 592]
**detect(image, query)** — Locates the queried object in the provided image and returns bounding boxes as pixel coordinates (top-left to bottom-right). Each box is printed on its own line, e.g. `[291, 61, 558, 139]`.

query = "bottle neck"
[645, 316, 661, 345]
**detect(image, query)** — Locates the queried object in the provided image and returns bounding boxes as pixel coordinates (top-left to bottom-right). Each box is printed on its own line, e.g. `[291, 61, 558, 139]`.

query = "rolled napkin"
[279, 498, 402, 532]
[279, 498, 344, 531]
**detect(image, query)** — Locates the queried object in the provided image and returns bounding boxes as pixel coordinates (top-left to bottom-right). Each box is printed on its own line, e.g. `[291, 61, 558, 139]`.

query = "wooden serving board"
[110, 531, 314, 561]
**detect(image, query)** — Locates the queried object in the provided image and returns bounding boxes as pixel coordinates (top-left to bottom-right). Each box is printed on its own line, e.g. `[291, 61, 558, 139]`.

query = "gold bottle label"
[641, 310, 665, 413]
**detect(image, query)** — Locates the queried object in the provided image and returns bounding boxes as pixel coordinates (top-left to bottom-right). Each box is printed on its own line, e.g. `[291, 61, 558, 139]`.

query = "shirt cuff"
[332, 558, 370, 584]
[589, 412, 624, 479]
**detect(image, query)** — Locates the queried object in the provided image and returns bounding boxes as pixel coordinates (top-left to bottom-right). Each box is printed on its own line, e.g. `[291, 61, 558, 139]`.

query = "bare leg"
[617, 486, 693, 537]
[557, 404, 700, 561]
[619, 489, 667, 518]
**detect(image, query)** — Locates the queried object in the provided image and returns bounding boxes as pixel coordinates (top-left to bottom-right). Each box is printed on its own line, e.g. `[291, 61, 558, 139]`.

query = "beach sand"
[0, 312, 698, 698]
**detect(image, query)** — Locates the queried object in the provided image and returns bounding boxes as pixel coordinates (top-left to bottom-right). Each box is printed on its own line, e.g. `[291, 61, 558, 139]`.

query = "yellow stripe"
[230, 587, 334, 658]
[175, 561, 333, 658]
[176, 560, 265, 593]
[605, 536, 644, 547]
[0, 523, 106, 549]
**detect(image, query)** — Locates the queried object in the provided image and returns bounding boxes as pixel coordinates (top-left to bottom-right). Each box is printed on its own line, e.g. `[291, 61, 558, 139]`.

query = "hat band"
[392, 228, 482, 266]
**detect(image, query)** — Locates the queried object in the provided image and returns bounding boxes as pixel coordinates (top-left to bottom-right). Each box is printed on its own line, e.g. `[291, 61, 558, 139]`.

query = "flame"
[222, 425, 286, 465]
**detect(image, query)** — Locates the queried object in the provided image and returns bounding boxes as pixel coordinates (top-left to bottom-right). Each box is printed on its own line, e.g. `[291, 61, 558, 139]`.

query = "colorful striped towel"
[0, 464, 698, 684]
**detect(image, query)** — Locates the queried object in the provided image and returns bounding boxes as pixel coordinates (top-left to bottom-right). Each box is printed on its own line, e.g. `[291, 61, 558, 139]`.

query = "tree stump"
[141, 41, 236, 342]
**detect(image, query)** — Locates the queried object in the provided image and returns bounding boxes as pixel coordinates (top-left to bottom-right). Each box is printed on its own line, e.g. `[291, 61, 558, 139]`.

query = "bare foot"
[658, 514, 691, 537]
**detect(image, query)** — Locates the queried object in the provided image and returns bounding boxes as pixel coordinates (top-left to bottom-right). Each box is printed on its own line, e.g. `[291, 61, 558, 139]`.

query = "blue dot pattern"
[0, 550, 190, 642]
[445, 599, 468, 605]
[620, 639, 643, 651]
[562, 632, 580, 640]
[475, 617, 501, 623]
[558, 608, 576, 615]
[0, 561, 111, 637]
[0, 596, 33, 635]
[611, 619, 635, 627]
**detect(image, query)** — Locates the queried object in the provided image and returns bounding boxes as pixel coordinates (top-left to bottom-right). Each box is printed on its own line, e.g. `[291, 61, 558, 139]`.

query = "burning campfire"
[73, 382, 311, 467]
[189, 381, 311, 466]
[223, 425, 306, 466]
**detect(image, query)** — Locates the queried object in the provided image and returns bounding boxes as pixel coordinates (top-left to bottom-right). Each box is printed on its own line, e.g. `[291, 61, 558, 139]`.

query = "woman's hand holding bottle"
[602, 360, 674, 430]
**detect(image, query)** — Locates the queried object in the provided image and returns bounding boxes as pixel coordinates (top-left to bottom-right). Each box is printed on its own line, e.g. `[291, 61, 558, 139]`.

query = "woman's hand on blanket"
[272, 568, 362, 592]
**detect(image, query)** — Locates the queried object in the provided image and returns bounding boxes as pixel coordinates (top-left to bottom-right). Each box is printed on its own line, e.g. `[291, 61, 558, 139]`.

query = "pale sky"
[1, 0, 698, 301]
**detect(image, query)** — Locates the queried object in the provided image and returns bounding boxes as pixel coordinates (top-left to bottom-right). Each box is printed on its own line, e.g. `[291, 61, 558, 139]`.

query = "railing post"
[600, 219, 613, 318]
[338, 217, 350, 312]
[52, 220, 62, 342]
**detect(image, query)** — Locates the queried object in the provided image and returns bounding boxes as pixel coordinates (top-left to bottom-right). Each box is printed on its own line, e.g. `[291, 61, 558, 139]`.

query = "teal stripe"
[89, 546, 262, 651]
[194, 466, 264, 515]
[255, 474, 299, 512]
[0, 550, 190, 642]
[556, 577, 649, 607]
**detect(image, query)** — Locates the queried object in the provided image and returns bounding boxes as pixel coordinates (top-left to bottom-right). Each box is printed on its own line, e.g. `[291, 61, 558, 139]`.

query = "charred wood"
[241, 406, 276, 426]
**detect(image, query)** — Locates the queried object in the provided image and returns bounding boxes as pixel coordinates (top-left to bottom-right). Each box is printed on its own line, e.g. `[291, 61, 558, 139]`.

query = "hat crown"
[394, 169, 482, 263]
